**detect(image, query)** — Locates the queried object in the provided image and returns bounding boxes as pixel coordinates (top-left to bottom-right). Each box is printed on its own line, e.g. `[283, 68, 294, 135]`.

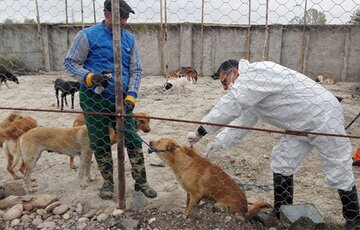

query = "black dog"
[54, 78, 80, 111]
[0, 66, 19, 89]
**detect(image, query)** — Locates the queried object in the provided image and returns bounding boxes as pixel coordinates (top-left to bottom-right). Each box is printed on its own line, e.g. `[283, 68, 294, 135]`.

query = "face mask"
[226, 82, 234, 91]
[227, 75, 235, 90]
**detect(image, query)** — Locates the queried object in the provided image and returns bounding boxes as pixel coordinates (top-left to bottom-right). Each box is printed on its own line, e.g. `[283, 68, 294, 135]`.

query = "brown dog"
[19, 125, 93, 193]
[149, 138, 271, 218]
[0, 111, 23, 147]
[314, 75, 336, 85]
[168, 66, 198, 84]
[1, 116, 38, 179]
[69, 112, 151, 169]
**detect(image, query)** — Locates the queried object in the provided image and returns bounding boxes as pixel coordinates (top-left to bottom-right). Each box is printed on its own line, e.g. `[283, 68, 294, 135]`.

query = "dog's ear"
[8, 112, 21, 122]
[167, 141, 180, 151]
[164, 83, 173, 90]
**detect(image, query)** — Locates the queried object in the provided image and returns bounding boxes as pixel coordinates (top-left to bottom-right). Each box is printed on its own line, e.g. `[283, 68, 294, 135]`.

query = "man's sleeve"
[215, 109, 259, 149]
[201, 91, 242, 134]
[63, 31, 91, 82]
[126, 40, 142, 99]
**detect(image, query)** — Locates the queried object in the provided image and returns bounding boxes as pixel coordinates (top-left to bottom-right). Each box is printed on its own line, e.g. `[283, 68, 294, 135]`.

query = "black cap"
[216, 59, 239, 75]
[104, 0, 135, 14]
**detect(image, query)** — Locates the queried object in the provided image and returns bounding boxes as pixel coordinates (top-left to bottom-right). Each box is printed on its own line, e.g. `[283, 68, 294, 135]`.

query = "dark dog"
[54, 78, 80, 111]
[0, 66, 19, 89]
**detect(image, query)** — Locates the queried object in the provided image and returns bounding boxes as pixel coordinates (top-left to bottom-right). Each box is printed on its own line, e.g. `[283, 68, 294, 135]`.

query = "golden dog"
[315, 75, 336, 85]
[168, 66, 198, 84]
[149, 138, 271, 218]
[0, 111, 23, 147]
[69, 112, 152, 169]
[19, 125, 93, 193]
[1, 116, 38, 179]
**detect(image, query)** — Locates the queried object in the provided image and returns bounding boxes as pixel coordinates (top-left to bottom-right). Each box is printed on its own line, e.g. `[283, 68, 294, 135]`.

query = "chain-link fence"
[0, 0, 360, 229]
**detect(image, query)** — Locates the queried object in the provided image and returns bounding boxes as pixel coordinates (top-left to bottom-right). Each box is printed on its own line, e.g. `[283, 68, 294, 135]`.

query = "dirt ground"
[0, 72, 359, 229]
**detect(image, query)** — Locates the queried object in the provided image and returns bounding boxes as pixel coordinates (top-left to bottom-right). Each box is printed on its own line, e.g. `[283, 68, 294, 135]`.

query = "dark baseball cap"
[216, 59, 239, 74]
[104, 0, 135, 14]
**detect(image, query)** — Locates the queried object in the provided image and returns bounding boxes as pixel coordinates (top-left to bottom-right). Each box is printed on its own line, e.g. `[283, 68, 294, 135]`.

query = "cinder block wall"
[0, 23, 359, 82]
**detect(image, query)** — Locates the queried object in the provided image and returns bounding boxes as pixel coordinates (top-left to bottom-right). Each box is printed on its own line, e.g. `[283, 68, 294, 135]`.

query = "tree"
[290, 8, 327, 25]
[348, 8, 360, 24]
[24, 18, 36, 24]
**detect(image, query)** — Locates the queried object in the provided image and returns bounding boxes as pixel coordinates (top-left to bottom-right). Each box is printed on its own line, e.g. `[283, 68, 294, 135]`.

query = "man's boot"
[128, 148, 157, 198]
[94, 151, 114, 200]
[338, 185, 360, 229]
[273, 173, 294, 219]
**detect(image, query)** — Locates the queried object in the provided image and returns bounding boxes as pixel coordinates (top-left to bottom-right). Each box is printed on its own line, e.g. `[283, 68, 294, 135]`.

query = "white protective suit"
[202, 59, 354, 191]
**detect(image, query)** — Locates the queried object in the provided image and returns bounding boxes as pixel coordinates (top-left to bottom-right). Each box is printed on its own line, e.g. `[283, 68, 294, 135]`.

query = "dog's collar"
[148, 147, 168, 154]
[148, 146, 181, 154]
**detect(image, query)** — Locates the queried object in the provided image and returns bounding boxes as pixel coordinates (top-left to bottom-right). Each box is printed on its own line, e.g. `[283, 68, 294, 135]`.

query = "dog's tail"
[245, 201, 272, 220]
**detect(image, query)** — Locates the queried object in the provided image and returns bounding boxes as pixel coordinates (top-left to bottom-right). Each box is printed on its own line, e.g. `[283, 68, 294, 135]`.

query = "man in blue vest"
[64, 0, 157, 200]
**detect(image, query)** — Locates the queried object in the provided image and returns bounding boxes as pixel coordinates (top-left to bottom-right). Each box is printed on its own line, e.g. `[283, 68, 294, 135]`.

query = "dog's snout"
[144, 128, 151, 133]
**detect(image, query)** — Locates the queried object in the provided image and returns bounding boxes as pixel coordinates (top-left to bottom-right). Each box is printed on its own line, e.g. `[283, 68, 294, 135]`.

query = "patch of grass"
[0, 54, 25, 72]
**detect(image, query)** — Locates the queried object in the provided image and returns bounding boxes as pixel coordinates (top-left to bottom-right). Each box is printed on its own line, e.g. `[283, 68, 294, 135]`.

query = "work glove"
[85, 71, 112, 88]
[203, 140, 223, 158]
[124, 96, 136, 113]
[187, 131, 202, 146]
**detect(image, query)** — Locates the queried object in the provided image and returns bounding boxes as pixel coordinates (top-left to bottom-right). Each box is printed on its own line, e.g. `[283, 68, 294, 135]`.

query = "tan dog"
[168, 66, 198, 84]
[69, 112, 151, 169]
[149, 138, 271, 218]
[19, 125, 93, 193]
[315, 75, 336, 85]
[0, 111, 23, 147]
[1, 116, 38, 179]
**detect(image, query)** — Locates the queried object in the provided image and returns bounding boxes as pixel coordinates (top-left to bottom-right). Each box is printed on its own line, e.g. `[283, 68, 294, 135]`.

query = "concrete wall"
[0, 23, 359, 81]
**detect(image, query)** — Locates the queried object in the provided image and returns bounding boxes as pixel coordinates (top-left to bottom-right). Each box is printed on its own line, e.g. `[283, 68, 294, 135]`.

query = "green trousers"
[79, 88, 146, 184]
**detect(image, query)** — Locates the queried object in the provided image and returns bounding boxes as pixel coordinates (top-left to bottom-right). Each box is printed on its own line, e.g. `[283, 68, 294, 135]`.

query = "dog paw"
[14, 175, 23, 180]
[11, 173, 23, 180]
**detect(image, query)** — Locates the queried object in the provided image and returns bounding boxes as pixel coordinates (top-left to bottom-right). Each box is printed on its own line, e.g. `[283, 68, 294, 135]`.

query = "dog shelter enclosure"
[0, 0, 360, 229]
[0, 1, 360, 81]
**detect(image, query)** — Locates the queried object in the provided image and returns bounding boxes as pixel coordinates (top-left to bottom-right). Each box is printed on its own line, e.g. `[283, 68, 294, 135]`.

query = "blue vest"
[82, 22, 135, 101]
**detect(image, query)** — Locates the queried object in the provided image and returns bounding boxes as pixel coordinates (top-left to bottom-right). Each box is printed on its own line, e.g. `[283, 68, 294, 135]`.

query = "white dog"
[164, 77, 191, 97]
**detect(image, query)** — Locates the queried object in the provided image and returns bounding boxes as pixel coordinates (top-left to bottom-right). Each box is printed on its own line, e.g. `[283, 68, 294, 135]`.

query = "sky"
[0, 0, 358, 25]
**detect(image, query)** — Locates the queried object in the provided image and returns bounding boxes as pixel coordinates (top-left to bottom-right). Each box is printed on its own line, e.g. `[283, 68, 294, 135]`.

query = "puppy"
[54, 78, 80, 110]
[0, 66, 19, 89]
[164, 77, 191, 97]
[0, 111, 23, 147]
[315, 75, 336, 85]
[69, 112, 151, 169]
[149, 138, 271, 218]
[1, 116, 38, 179]
[19, 125, 93, 192]
[168, 66, 198, 84]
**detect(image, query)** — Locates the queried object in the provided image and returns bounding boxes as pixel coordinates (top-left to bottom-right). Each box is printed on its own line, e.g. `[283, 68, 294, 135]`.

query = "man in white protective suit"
[187, 59, 359, 229]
